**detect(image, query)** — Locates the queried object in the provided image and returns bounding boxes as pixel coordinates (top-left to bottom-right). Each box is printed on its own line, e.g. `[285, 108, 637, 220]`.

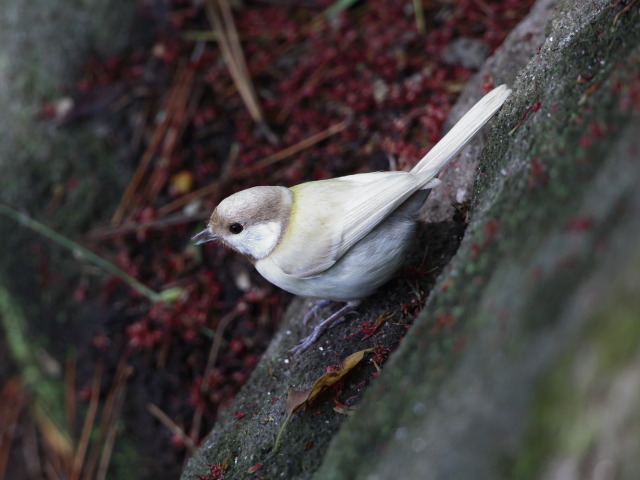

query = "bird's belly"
[255, 212, 418, 302]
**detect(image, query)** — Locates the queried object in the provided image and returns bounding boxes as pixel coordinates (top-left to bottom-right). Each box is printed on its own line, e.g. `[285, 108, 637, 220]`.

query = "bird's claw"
[289, 328, 322, 356]
[289, 302, 356, 357]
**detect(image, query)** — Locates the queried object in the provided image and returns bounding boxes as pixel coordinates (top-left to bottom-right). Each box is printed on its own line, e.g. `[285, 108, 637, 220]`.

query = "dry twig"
[205, 0, 277, 145]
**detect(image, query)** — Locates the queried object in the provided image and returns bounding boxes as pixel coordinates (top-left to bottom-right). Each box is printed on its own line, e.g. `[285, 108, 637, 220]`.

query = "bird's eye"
[229, 223, 243, 234]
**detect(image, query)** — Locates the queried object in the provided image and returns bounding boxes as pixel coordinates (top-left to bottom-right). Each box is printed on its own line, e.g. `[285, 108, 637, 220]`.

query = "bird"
[193, 85, 511, 354]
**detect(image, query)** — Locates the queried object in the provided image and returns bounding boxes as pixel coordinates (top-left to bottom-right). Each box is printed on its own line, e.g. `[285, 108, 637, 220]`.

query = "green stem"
[0, 203, 163, 304]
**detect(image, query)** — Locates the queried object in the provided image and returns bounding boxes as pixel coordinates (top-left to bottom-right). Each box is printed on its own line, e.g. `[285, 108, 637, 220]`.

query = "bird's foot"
[290, 302, 357, 356]
[301, 299, 332, 325]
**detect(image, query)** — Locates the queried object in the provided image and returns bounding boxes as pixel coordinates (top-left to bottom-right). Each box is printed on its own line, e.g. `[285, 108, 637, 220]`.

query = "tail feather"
[411, 84, 511, 179]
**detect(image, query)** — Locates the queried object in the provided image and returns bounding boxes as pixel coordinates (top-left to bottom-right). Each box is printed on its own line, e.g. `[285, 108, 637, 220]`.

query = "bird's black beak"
[192, 228, 218, 245]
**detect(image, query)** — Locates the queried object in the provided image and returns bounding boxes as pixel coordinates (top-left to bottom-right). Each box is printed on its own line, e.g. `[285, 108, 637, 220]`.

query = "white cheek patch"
[229, 221, 281, 259]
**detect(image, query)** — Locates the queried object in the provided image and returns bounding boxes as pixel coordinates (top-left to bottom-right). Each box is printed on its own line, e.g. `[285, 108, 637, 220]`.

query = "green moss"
[0, 286, 70, 435]
[590, 263, 640, 373]
[510, 257, 640, 479]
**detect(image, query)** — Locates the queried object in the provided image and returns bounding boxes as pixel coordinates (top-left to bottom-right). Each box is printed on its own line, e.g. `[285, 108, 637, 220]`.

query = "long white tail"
[411, 84, 511, 180]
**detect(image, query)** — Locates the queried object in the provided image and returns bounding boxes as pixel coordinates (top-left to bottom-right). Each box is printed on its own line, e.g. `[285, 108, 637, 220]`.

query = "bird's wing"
[268, 171, 424, 278]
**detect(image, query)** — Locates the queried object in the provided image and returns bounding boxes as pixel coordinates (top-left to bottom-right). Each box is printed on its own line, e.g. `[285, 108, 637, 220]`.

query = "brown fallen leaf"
[274, 348, 373, 451]
[170, 170, 194, 195]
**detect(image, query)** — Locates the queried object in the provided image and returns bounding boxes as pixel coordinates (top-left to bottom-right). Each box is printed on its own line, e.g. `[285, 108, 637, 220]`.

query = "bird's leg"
[290, 302, 358, 356]
[302, 299, 332, 325]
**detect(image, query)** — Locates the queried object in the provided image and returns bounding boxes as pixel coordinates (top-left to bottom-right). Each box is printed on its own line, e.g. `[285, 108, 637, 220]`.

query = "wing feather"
[268, 172, 424, 278]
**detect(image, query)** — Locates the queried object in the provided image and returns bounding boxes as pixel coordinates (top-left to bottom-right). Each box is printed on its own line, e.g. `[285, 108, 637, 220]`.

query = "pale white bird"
[193, 85, 511, 354]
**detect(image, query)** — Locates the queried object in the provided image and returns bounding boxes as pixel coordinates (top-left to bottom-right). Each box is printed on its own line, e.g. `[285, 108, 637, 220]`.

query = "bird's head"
[192, 186, 292, 261]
